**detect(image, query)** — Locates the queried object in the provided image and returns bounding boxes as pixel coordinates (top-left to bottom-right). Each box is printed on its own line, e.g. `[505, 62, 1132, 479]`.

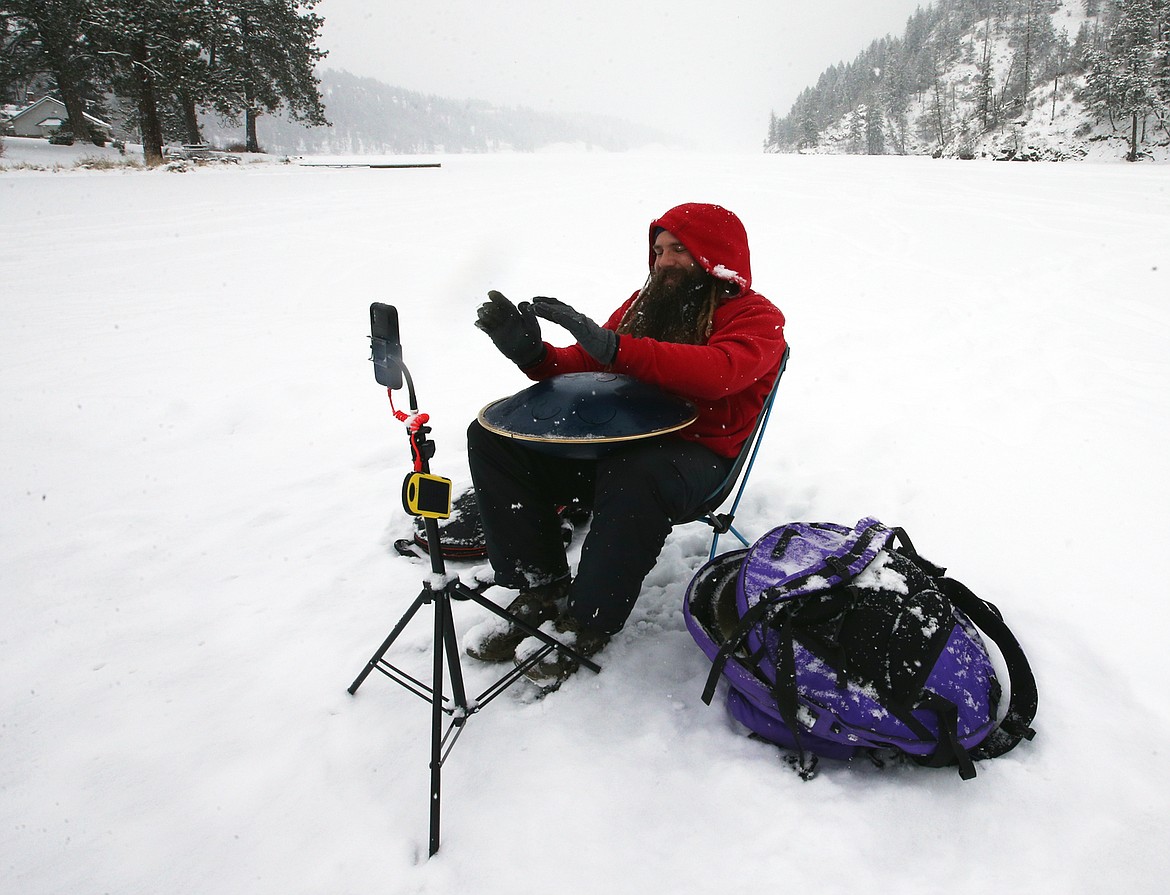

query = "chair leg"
[708, 524, 752, 561]
[728, 525, 751, 548]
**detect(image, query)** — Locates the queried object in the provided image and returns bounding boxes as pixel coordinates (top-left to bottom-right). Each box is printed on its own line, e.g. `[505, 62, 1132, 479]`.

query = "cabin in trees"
[2, 96, 113, 141]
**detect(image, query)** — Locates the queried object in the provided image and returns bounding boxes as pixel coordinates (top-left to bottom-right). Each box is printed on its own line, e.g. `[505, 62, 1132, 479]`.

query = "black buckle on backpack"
[825, 555, 853, 582]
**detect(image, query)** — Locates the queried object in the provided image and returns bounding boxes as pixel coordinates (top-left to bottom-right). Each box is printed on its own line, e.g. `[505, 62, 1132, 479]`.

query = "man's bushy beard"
[618, 266, 714, 344]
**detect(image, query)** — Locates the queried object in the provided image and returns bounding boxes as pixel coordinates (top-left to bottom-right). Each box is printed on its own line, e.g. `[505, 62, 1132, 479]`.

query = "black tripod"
[348, 312, 600, 857]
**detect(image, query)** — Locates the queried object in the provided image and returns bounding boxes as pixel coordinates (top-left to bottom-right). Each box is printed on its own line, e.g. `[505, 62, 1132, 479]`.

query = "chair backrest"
[687, 345, 789, 558]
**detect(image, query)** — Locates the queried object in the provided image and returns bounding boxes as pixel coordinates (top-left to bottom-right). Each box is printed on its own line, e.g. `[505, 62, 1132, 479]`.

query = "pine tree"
[977, 11, 997, 127]
[880, 46, 911, 153]
[866, 101, 886, 154]
[1153, 0, 1170, 133]
[1, 9, 24, 98]
[766, 110, 779, 150]
[1020, 0, 1038, 105]
[1003, 0, 1059, 112]
[82, 2, 184, 164]
[1071, 20, 1098, 73]
[155, 1, 223, 145]
[1085, 0, 1163, 160]
[847, 104, 866, 153]
[205, 0, 328, 153]
[0, 0, 108, 144]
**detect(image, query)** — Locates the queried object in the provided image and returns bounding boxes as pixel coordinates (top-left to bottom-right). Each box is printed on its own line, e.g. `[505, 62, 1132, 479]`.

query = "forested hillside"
[766, 0, 1170, 161]
[198, 69, 675, 155]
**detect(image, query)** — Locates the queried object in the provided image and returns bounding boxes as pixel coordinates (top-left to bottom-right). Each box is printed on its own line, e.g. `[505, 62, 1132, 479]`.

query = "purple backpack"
[684, 518, 1037, 779]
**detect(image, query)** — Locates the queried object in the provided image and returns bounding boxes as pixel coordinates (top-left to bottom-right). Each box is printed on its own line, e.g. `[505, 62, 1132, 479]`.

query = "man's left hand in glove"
[531, 297, 619, 366]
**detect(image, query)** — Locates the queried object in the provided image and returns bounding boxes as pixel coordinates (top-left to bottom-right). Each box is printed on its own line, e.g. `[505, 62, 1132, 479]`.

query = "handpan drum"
[478, 372, 698, 459]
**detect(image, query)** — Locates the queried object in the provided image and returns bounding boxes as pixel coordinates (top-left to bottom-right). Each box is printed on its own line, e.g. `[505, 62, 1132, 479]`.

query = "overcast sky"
[313, 1, 930, 151]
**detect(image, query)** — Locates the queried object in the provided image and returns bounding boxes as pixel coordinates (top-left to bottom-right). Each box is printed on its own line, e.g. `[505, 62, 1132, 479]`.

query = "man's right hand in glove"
[474, 290, 545, 367]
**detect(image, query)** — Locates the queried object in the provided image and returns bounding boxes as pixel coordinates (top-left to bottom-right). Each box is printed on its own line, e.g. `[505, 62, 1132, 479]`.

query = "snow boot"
[465, 578, 569, 662]
[517, 613, 609, 692]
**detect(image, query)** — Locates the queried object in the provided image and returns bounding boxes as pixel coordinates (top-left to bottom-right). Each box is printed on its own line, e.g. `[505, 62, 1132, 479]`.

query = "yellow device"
[402, 472, 452, 519]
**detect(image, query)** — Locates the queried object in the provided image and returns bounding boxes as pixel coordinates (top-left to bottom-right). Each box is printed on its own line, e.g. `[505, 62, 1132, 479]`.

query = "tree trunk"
[179, 92, 202, 145]
[979, 17, 994, 128]
[59, 86, 94, 143]
[245, 107, 261, 153]
[37, 30, 96, 144]
[1022, 0, 1034, 106]
[1000, 55, 1017, 110]
[1128, 112, 1139, 161]
[934, 79, 947, 147]
[131, 35, 165, 166]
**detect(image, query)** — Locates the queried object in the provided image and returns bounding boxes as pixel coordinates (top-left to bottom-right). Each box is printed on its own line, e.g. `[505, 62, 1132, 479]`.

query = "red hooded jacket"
[525, 204, 787, 458]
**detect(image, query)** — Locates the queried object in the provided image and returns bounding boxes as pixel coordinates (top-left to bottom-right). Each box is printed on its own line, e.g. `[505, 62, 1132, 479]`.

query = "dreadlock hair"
[615, 268, 738, 345]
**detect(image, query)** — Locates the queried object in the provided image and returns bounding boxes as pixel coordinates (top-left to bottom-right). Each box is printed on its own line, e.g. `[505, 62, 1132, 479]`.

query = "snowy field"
[2, 145, 1169, 893]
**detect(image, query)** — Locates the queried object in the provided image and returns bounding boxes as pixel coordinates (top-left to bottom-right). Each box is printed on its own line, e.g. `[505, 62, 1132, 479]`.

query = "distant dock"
[297, 161, 441, 169]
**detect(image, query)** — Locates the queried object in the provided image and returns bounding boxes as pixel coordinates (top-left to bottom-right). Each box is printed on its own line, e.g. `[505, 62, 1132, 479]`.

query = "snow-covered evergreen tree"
[1084, 0, 1166, 159]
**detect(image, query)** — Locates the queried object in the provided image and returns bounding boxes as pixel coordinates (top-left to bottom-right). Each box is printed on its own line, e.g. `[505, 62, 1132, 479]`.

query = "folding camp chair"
[684, 345, 789, 560]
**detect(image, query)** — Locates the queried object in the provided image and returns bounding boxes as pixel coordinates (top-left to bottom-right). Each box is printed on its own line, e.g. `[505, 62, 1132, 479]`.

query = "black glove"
[474, 290, 545, 367]
[531, 296, 618, 366]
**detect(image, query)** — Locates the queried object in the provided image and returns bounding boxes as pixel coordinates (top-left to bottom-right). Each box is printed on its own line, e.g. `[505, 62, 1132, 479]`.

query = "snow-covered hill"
[774, 1, 1170, 162]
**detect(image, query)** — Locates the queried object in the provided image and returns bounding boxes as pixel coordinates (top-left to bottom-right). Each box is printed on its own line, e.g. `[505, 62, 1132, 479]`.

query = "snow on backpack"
[684, 518, 1037, 779]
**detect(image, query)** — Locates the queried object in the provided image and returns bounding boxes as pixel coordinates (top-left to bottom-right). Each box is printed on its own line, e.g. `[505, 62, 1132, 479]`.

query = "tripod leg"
[429, 581, 449, 856]
[420, 516, 454, 856]
[348, 591, 429, 695]
[442, 590, 471, 712]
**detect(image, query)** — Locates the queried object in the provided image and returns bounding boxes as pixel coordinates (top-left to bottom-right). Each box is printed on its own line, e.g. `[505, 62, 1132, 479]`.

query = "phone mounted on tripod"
[369, 302, 403, 390]
[369, 302, 452, 520]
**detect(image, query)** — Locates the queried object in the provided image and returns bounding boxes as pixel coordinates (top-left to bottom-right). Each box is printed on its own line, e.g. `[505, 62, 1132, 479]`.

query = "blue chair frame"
[687, 345, 789, 560]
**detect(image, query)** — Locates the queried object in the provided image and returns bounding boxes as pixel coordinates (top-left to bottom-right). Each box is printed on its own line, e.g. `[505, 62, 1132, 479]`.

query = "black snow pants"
[467, 419, 730, 634]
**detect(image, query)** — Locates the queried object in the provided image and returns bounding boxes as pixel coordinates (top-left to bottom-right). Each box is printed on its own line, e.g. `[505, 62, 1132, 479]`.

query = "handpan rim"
[477, 372, 697, 453]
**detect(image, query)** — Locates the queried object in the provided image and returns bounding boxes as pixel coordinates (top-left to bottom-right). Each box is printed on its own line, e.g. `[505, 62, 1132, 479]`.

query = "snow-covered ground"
[0, 134, 137, 168]
[2, 145, 1169, 893]
[0, 134, 287, 170]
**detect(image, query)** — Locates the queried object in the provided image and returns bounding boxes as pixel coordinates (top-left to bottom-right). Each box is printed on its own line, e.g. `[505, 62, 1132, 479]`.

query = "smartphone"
[370, 302, 403, 389]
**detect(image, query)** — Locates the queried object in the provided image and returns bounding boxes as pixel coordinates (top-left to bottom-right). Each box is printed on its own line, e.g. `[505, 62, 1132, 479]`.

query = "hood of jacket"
[648, 203, 752, 293]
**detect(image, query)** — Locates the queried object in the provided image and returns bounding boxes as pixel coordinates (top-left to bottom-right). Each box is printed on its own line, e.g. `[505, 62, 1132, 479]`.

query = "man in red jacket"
[467, 203, 786, 689]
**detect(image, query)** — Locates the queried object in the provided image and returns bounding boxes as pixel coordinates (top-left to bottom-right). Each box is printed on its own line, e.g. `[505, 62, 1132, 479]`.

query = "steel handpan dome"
[478, 372, 698, 459]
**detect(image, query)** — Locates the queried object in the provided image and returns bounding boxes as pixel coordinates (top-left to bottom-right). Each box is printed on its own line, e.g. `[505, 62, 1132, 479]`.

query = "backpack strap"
[936, 576, 1038, 758]
[914, 692, 979, 779]
[700, 595, 782, 704]
[890, 526, 1037, 759]
[696, 600, 817, 775]
[769, 614, 812, 775]
[889, 526, 947, 577]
